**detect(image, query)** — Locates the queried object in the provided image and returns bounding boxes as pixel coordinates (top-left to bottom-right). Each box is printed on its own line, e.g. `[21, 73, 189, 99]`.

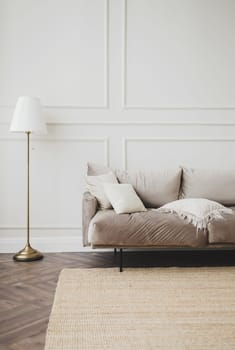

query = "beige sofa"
[83, 166, 235, 271]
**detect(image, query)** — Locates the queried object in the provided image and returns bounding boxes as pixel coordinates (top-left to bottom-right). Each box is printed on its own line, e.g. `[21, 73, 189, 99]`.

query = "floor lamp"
[10, 96, 47, 261]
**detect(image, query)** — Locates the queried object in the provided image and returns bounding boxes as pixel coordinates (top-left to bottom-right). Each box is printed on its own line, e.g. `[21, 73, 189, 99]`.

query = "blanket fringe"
[156, 207, 233, 231]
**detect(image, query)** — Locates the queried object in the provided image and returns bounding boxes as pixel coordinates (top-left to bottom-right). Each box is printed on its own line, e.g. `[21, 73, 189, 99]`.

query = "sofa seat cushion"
[208, 207, 235, 244]
[88, 209, 207, 248]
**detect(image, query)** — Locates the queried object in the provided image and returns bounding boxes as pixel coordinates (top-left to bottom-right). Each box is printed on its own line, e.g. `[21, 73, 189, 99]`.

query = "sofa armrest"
[82, 191, 98, 246]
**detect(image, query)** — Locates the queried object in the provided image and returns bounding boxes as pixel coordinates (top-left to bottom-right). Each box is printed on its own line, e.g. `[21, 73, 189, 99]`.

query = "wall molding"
[0, 236, 83, 253]
[0, 236, 113, 253]
[122, 137, 235, 170]
[0, 136, 109, 166]
[0, 226, 81, 230]
[1, 121, 235, 126]
[122, 0, 127, 109]
[0, 0, 109, 110]
[121, 0, 235, 110]
[47, 121, 235, 126]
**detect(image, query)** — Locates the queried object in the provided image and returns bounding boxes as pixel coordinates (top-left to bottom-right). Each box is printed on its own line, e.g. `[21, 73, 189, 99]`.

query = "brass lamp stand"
[13, 132, 43, 261]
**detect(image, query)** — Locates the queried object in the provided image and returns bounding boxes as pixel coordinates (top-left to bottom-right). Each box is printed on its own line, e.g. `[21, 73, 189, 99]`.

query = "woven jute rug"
[44, 267, 235, 350]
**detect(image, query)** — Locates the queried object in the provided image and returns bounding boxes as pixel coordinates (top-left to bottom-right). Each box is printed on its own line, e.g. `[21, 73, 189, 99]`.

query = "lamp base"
[13, 244, 43, 262]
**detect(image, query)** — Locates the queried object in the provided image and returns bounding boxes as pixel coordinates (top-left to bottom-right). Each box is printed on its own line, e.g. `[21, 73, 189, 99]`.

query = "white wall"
[1, 0, 235, 252]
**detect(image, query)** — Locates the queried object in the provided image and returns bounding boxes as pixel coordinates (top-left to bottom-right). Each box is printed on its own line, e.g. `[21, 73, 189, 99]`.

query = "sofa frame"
[83, 192, 235, 272]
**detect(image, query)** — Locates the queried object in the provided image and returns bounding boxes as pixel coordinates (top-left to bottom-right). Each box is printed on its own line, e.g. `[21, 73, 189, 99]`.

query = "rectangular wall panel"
[0, 0, 108, 107]
[123, 0, 235, 108]
[124, 138, 235, 170]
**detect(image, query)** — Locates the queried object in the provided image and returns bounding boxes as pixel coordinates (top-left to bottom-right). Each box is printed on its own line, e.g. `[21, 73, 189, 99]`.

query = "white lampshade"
[10, 96, 47, 134]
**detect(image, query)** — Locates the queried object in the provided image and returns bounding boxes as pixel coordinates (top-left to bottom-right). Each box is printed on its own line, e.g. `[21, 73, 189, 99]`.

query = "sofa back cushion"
[181, 167, 235, 205]
[87, 162, 111, 176]
[87, 163, 182, 208]
[116, 169, 182, 208]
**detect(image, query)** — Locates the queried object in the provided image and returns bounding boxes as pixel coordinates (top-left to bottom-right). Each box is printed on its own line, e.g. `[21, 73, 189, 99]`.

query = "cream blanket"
[155, 198, 233, 230]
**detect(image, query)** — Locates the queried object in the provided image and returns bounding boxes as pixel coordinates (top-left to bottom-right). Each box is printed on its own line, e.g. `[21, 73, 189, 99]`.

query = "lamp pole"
[13, 131, 43, 261]
[27, 131, 30, 247]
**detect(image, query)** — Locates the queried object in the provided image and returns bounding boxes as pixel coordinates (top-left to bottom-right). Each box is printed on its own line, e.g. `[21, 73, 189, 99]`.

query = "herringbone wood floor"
[0, 252, 119, 350]
[0, 250, 235, 350]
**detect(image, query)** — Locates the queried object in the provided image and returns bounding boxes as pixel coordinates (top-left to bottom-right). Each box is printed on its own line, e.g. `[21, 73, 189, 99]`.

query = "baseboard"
[0, 236, 91, 253]
[0, 234, 117, 253]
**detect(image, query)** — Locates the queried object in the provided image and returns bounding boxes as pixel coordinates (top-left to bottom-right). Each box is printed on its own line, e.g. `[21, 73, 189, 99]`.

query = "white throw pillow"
[103, 183, 147, 214]
[86, 172, 118, 209]
[156, 198, 232, 230]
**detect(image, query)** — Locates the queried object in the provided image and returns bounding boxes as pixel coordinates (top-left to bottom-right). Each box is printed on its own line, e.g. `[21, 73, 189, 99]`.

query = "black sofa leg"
[114, 248, 117, 255]
[120, 248, 123, 272]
